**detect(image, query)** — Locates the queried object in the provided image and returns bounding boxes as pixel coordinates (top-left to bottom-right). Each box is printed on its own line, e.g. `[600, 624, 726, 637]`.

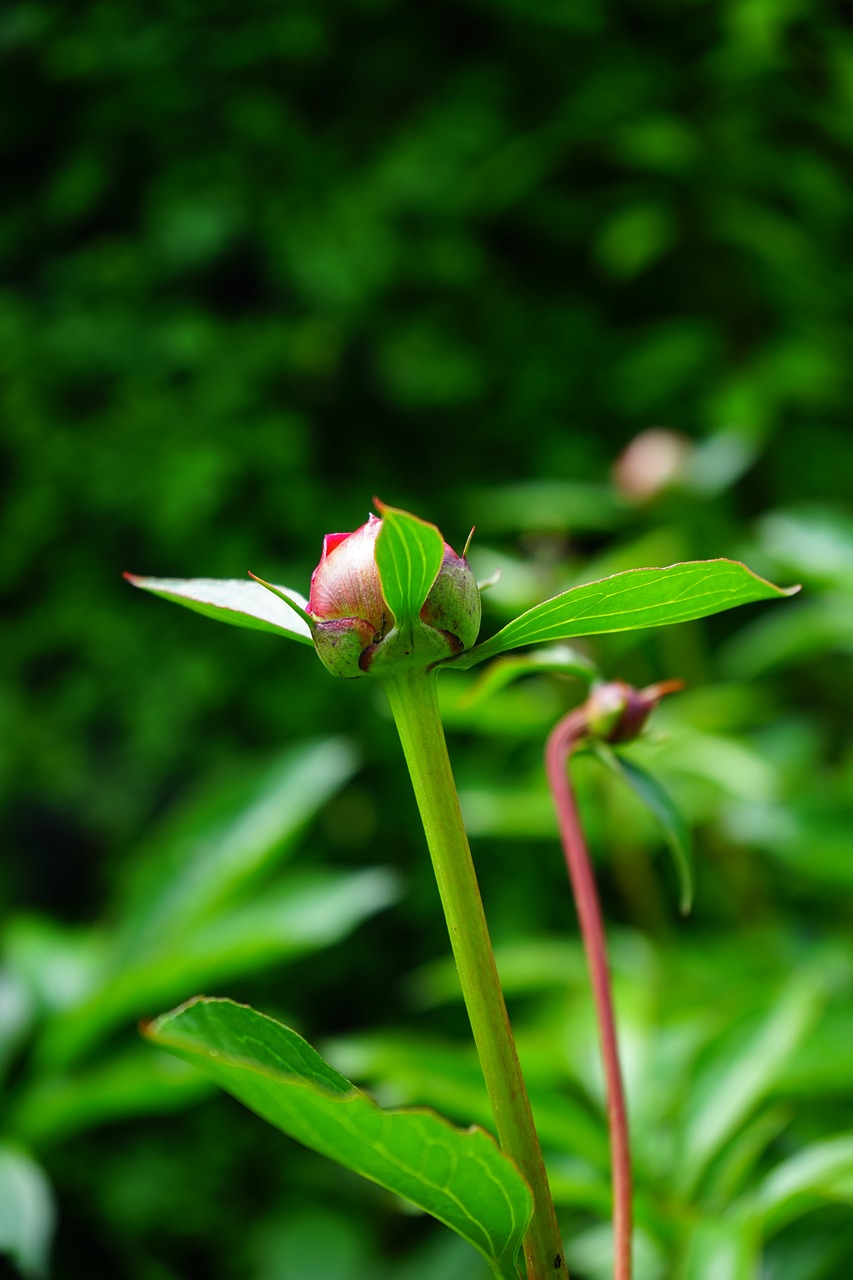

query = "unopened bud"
[308, 514, 481, 678]
[586, 679, 683, 744]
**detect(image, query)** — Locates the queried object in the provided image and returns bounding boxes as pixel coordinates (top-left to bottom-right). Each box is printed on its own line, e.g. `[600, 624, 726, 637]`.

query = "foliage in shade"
[30, 738, 363, 1073]
[145, 998, 533, 1280]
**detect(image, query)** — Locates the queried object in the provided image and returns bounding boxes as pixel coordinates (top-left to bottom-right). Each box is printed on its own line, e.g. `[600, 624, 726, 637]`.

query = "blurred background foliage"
[1, 0, 851, 1276]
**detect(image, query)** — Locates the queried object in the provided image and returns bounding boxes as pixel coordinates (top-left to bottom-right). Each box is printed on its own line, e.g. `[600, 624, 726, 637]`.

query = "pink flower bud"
[307, 513, 481, 678]
[585, 679, 684, 744]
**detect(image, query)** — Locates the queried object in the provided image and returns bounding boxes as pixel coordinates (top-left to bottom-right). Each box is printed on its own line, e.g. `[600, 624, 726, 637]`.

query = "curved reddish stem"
[546, 708, 632, 1280]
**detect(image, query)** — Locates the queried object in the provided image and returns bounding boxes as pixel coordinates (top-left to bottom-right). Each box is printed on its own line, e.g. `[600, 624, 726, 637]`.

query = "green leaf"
[324, 1028, 609, 1168]
[125, 575, 314, 643]
[374, 502, 445, 625]
[146, 998, 532, 1280]
[39, 740, 361, 1069]
[43, 867, 395, 1071]
[753, 1133, 853, 1231]
[680, 1216, 761, 1280]
[591, 744, 693, 913]
[0, 1145, 55, 1278]
[10, 1047, 213, 1148]
[116, 739, 361, 947]
[460, 645, 599, 710]
[679, 971, 828, 1194]
[452, 560, 798, 668]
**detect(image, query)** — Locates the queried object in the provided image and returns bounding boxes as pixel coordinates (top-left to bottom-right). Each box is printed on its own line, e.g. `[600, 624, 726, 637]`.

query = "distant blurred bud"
[586, 679, 683, 744]
[613, 428, 691, 502]
[308, 514, 481, 678]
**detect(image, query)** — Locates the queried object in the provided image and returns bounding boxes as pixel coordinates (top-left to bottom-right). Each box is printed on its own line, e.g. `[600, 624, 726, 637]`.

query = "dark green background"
[2, 2, 851, 1277]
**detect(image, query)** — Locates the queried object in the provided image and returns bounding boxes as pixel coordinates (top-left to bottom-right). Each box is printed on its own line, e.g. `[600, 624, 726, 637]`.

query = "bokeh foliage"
[2, 0, 851, 1277]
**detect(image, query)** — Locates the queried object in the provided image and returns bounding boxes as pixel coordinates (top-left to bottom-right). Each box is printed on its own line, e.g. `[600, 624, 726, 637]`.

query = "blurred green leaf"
[114, 738, 361, 950]
[721, 596, 853, 677]
[453, 561, 797, 668]
[591, 744, 693, 913]
[752, 1133, 853, 1230]
[460, 646, 598, 710]
[43, 868, 397, 1069]
[146, 999, 533, 1280]
[462, 481, 626, 535]
[595, 202, 675, 279]
[34, 739, 358, 1067]
[10, 1047, 212, 1148]
[679, 1216, 760, 1280]
[125, 575, 314, 642]
[679, 972, 829, 1193]
[0, 1145, 55, 1278]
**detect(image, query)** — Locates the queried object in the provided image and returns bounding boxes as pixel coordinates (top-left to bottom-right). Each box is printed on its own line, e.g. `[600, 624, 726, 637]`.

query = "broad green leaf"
[146, 999, 532, 1280]
[374, 502, 445, 625]
[125, 575, 314, 643]
[324, 1029, 609, 1167]
[753, 1133, 853, 1231]
[451, 560, 798, 668]
[0, 1145, 55, 1277]
[591, 743, 693, 913]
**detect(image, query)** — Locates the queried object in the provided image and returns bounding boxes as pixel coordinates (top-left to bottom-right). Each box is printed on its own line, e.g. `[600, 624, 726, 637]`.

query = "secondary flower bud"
[586, 679, 684, 744]
[307, 513, 481, 678]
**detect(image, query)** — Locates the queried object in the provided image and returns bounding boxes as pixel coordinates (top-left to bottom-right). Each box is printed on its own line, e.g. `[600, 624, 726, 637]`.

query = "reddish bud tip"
[586, 678, 683, 744]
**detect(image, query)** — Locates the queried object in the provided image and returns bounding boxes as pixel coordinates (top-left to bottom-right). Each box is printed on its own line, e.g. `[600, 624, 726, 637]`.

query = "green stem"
[382, 667, 566, 1280]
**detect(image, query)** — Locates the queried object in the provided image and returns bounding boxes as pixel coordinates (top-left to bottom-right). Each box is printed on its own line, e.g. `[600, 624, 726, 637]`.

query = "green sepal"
[373, 500, 445, 627]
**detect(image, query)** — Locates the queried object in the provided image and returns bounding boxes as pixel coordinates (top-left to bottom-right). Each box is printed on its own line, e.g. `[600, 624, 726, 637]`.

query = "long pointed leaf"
[146, 999, 532, 1279]
[125, 576, 314, 643]
[452, 560, 798, 668]
[752, 1133, 853, 1231]
[592, 743, 693, 913]
[680, 971, 827, 1194]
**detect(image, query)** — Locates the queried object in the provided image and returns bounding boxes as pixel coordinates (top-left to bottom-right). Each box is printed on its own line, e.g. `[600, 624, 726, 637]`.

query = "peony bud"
[585, 679, 684, 744]
[308, 513, 481, 678]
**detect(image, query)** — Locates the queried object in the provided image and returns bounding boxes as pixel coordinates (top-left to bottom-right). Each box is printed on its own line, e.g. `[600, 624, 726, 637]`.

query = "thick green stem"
[382, 667, 566, 1280]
